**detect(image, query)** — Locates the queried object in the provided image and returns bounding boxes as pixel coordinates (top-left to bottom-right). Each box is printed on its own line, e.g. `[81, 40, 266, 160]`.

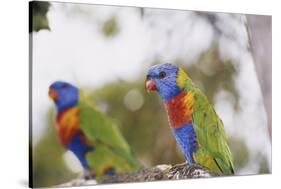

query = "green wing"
[191, 87, 234, 175]
[77, 98, 140, 176]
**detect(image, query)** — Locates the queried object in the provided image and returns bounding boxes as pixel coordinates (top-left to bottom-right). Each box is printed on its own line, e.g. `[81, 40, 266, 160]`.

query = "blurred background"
[30, 1, 272, 187]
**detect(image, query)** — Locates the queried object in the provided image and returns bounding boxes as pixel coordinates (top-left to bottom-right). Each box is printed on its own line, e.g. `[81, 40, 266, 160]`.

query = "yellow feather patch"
[176, 67, 188, 88]
[183, 91, 195, 119]
[193, 149, 221, 173]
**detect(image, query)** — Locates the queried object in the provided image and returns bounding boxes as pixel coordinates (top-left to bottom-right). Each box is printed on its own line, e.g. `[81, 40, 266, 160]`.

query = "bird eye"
[159, 71, 166, 79]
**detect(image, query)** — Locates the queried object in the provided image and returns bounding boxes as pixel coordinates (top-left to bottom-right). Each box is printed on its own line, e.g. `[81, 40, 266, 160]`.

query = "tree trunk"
[246, 15, 272, 137]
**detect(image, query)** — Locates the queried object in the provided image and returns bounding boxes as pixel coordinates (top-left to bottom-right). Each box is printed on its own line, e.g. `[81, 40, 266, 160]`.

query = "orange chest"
[165, 91, 194, 128]
[55, 107, 80, 145]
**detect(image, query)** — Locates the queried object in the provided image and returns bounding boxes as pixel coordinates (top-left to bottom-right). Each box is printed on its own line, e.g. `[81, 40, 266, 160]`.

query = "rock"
[59, 163, 220, 186]
[58, 178, 97, 187]
[100, 162, 219, 184]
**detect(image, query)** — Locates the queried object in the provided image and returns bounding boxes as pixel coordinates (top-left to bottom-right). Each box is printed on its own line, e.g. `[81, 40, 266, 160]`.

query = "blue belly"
[172, 123, 197, 164]
[67, 131, 94, 169]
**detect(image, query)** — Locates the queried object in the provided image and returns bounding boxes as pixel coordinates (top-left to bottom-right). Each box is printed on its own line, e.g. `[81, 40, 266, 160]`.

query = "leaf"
[30, 1, 50, 32]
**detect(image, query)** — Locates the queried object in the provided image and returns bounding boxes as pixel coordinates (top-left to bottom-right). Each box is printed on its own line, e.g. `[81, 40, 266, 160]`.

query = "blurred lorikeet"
[48, 81, 140, 179]
[145, 63, 234, 175]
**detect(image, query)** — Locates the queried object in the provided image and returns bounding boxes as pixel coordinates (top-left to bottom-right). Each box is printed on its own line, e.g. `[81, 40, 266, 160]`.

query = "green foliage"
[30, 1, 50, 32]
[101, 16, 119, 37]
[177, 44, 239, 108]
[32, 110, 77, 187]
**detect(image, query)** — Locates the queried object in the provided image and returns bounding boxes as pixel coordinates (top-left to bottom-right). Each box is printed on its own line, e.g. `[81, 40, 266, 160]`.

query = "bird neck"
[164, 91, 195, 128]
[176, 67, 195, 90]
[56, 106, 80, 146]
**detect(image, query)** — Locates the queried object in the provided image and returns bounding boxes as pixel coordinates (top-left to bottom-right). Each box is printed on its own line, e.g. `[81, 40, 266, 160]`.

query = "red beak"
[145, 78, 157, 92]
[48, 87, 57, 100]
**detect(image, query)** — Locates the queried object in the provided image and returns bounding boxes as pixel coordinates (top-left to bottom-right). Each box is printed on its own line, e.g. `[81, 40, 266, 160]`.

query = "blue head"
[48, 81, 78, 111]
[145, 63, 182, 101]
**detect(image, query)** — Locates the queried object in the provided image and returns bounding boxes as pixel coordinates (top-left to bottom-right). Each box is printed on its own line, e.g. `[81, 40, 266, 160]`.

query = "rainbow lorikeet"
[48, 81, 140, 179]
[145, 63, 234, 175]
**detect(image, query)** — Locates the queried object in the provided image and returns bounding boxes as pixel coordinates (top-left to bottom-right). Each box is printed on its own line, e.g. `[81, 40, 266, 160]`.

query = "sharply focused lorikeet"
[48, 81, 140, 179]
[145, 63, 234, 175]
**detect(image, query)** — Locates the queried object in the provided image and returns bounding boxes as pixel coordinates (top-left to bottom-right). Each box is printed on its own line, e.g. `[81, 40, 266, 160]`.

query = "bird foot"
[185, 164, 204, 173]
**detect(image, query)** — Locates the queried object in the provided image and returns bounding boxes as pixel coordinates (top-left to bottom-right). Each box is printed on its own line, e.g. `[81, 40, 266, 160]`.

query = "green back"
[180, 76, 234, 174]
[191, 87, 234, 174]
[78, 98, 140, 177]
